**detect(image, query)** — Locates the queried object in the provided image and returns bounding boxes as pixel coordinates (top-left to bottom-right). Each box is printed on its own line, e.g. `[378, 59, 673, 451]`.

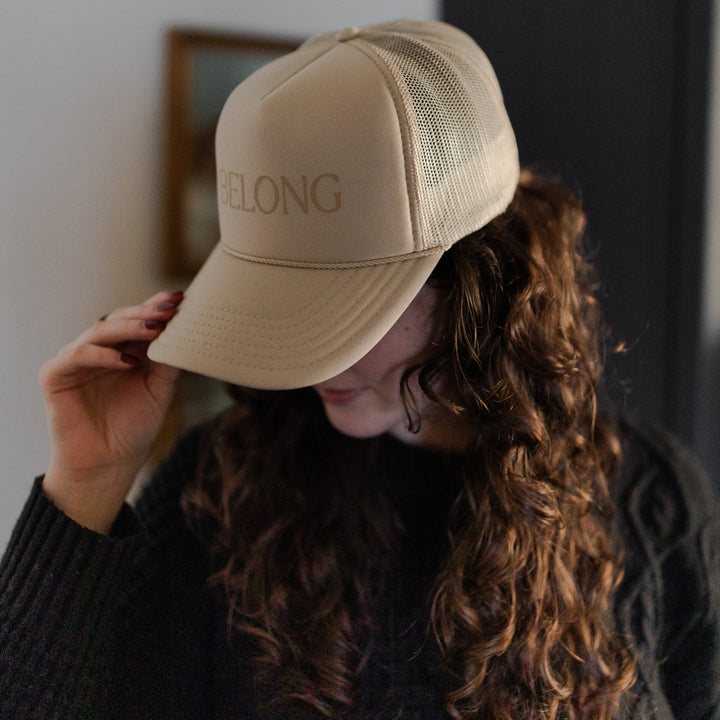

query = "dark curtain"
[442, 0, 712, 446]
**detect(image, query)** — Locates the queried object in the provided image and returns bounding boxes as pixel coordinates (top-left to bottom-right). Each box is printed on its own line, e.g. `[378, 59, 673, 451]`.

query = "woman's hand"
[40, 290, 184, 533]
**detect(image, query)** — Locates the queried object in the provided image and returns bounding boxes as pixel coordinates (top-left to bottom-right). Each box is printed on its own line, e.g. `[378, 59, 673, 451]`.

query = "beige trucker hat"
[148, 19, 519, 389]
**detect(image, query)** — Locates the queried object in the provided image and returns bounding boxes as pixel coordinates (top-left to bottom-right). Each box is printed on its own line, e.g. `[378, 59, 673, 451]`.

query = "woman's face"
[312, 284, 461, 449]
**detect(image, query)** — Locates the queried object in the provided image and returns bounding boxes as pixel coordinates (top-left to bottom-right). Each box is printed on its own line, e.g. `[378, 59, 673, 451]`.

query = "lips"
[315, 387, 365, 405]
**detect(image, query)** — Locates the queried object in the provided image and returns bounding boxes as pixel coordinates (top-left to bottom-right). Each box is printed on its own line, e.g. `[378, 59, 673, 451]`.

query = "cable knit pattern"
[1, 419, 718, 719]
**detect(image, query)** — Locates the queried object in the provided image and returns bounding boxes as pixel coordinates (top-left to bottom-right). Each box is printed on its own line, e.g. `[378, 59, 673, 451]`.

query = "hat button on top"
[334, 27, 360, 42]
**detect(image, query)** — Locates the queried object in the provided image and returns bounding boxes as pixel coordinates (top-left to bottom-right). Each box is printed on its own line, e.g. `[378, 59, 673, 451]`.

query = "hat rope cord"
[219, 241, 448, 269]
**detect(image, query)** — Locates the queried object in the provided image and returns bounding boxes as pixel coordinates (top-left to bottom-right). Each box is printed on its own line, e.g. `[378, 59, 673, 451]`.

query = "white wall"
[0, 0, 438, 549]
[2, 0, 718, 552]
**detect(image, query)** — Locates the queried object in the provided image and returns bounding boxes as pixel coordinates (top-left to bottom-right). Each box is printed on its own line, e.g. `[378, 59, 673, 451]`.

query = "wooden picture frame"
[162, 28, 299, 277]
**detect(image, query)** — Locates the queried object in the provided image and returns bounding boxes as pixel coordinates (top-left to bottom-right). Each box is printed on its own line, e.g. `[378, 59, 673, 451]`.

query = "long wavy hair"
[182, 170, 636, 718]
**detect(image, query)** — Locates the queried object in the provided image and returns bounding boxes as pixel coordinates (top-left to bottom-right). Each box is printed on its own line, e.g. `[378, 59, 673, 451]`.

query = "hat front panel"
[215, 43, 415, 267]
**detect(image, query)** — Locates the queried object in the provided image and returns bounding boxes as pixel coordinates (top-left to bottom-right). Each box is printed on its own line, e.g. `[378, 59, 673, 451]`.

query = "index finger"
[102, 290, 184, 323]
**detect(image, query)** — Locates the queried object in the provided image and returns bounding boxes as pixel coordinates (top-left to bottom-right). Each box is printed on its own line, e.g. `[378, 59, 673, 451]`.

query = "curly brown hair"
[182, 170, 636, 718]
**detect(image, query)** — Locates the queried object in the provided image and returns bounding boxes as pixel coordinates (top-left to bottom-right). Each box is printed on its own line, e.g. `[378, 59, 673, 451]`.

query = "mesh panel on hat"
[361, 26, 518, 251]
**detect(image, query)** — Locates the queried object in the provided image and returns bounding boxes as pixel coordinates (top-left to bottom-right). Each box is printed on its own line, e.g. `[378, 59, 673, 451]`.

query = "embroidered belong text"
[218, 170, 342, 215]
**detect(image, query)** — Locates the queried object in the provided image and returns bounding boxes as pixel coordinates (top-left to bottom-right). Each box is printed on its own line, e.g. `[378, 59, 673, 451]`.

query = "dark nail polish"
[157, 302, 179, 312]
[145, 320, 164, 330]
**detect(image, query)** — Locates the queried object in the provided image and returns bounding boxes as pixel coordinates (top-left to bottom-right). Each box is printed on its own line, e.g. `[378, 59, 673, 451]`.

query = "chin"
[322, 406, 400, 440]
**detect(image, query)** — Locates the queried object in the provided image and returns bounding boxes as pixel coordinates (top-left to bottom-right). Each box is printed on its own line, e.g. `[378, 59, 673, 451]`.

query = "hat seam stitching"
[178, 258, 412, 330]
[348, 37, 423, 253]
[156, 259, 424, 351]
[153, 282, 402, 370]
[155, 284, 384, 361]
[259, 43, 336, 103]
[182, 270, 369, 329]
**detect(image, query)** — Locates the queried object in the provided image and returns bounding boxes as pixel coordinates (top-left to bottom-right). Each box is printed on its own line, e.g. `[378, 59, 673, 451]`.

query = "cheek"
[352, 324, 434, 388]
[325, 284, 443, 391]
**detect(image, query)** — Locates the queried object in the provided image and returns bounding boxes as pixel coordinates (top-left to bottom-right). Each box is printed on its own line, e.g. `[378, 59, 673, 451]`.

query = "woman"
[1, 19, 718, 720]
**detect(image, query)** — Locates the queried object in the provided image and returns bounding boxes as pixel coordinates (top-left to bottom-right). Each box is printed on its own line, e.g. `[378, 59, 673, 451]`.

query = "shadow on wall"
[696, 339, 720, 491]
[442, 0, 710, 454]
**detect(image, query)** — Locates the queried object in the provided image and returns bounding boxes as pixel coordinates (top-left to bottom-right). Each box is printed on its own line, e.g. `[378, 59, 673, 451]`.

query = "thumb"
[149, 361, 181, 386]
[147, 362, 182, 410]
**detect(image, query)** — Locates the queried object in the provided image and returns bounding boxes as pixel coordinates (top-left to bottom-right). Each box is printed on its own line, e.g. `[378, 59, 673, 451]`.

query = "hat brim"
[147, 242, 442, 390]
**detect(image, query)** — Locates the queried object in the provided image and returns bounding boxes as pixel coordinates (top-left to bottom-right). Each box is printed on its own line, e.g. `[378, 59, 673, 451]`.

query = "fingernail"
[121, 353, 141, 365]
[157, 301, 179, 311]
[145, 320, 164, 330]
[167, 289, 184, 298]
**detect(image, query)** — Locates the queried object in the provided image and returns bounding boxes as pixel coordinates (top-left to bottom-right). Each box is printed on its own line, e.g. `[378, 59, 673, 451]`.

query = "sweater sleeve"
[0, 424, 211, 720]
[0, 479, 147, 718]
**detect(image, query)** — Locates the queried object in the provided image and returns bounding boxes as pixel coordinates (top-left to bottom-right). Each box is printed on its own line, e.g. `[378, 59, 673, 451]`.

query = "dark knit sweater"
[1, 419, 719, 719]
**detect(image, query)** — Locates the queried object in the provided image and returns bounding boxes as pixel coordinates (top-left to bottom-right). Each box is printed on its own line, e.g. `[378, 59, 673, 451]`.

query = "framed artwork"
[162, 27, 300, 277]
[151, 28, 300, 464]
